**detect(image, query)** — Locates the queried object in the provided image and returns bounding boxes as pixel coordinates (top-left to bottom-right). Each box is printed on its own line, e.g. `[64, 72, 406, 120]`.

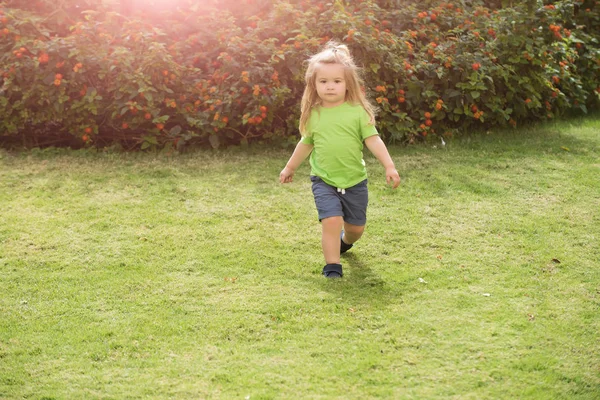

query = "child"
[279, 41, 401, 278]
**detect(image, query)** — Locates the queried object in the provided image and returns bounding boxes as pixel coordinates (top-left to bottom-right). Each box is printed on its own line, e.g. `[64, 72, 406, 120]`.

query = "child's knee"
[345, 223, 365, 235]
[322, 216, 344, 228]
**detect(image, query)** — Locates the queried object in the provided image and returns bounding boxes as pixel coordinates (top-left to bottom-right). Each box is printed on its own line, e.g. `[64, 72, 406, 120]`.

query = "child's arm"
[279, 141, 314, 183]
[364, 135, 401, 189]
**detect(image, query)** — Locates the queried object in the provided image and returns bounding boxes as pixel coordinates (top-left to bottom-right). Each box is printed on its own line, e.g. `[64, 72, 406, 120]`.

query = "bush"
[0, 0, 598, 149]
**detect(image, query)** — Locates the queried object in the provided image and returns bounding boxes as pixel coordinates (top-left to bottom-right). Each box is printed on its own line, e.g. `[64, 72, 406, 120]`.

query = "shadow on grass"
[315, 252, 399, 310]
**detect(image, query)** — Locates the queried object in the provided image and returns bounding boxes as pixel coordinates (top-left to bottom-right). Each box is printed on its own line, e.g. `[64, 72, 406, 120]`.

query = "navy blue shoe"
[340, 231, 353, 254]
[323, 263, 343, 278]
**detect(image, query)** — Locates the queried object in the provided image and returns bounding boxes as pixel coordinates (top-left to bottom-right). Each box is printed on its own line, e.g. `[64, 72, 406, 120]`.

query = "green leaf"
[145, 136, 158, 145]
[43, 73, 55, 85]
[169, 125, 182, 135]
[209, 134, 220, 149]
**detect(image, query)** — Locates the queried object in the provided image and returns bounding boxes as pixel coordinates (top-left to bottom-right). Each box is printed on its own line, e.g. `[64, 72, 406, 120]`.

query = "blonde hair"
[299, 41, 376, 136]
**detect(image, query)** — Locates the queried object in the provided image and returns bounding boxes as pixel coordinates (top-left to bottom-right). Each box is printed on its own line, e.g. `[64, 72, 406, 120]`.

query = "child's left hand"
[386, 167, 401, 189]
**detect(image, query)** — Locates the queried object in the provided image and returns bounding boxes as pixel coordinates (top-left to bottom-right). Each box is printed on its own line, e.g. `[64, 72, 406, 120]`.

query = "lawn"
[1, 116, 599, 399]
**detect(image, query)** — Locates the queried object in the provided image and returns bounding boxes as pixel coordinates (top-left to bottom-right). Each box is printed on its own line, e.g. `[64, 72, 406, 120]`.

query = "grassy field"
[1, 117, 599, 399]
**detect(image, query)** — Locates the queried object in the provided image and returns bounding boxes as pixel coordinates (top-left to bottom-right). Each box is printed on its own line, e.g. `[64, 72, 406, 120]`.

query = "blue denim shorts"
[310, 176, 368, 226]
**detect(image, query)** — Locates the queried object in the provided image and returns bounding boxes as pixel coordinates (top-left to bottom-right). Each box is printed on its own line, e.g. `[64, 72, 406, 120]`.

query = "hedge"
[0, 0, 598, 149]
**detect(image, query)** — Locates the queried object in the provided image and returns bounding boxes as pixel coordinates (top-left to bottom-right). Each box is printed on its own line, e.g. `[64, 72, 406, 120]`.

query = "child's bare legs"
[342, 222, 365, 245]
[322, 217, 365, 263]
[321, 216, 344, 264]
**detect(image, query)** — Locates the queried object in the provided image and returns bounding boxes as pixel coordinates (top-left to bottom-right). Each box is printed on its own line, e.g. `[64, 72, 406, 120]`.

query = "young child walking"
[279, 41, 400, 278]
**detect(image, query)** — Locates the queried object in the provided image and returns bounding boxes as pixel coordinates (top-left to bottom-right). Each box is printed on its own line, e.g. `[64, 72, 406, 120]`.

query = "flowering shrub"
[0, 0, 598, 149]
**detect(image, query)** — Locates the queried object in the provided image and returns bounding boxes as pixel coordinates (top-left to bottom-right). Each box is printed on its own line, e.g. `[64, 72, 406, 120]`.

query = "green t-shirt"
[300, 102, 378, 189]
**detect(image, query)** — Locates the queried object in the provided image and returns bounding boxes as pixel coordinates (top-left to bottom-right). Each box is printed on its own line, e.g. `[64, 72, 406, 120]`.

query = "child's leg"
[342, 222, 365, 245]
[322, 216, 344, 264]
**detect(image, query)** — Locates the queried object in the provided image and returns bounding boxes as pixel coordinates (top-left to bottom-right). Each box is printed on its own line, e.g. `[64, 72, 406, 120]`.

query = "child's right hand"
[279, 167, 295, 184]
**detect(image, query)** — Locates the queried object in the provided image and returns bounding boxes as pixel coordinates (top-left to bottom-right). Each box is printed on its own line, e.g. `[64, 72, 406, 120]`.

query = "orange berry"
[144, 113, 152, 120]
[424, 112, 431, 119]
[38, 53, 49, 64]
[156, 123, 164, 130]
[84, 127, 92, 134]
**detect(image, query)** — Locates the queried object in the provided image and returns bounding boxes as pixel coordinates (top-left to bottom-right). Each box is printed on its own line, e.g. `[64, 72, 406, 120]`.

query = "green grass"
[1, 116, 599, 399]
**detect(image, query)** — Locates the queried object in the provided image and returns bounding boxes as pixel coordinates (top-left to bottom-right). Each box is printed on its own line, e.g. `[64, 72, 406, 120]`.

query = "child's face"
[315, 63, 347, 108]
